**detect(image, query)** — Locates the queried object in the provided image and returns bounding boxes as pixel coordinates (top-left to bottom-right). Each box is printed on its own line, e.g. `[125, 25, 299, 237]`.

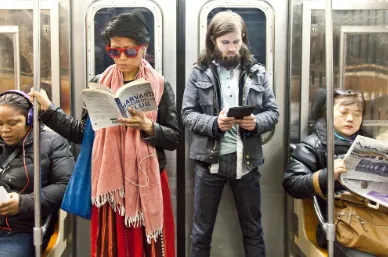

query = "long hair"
[197, 11, 255, 68]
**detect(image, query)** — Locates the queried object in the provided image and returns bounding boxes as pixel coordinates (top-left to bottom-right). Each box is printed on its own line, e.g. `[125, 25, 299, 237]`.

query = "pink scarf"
[91, 59, 165, 242]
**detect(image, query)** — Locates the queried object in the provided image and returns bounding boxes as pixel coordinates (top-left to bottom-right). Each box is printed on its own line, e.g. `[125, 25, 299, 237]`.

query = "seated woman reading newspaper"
[283, 88, 377, 257]
[30, 12, 180, 257]
[0, 90, 73, 257]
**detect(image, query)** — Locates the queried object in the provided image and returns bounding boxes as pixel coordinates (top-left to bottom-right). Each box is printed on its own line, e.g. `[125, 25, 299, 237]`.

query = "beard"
[213, 46, 241, 70]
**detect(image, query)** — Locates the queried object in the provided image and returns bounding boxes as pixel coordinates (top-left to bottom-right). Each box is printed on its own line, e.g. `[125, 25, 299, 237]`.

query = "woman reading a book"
[283, 89, 376, 257]
[30, 12, 180, 257]
[0, 90, 73, 256]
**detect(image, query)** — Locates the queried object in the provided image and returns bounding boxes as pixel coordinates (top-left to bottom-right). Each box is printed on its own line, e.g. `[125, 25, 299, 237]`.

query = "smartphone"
[226, 106, 255, 119]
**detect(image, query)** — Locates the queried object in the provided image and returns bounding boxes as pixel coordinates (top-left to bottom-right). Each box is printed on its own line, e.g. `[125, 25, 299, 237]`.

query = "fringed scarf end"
[124, 212, 144, 228]
[91, 188, 124, 208]
[146, 226, 163, 244]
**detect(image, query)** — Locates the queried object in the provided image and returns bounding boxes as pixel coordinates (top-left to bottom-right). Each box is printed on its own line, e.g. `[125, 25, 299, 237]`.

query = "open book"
[82, 78, 157, 130]
[341, 136, 388, 207]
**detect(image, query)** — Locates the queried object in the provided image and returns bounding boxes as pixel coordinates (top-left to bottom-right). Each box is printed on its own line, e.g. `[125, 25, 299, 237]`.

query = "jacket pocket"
[246, 82, 267, 110]
[197, 80, 215, 114]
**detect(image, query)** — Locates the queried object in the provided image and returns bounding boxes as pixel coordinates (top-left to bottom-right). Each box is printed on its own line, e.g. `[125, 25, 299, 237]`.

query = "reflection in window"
[207, 8, 267, 66]
[308, 10, 388, 133]
[94, 8, 155, 75]
[0, 9, 51, 98]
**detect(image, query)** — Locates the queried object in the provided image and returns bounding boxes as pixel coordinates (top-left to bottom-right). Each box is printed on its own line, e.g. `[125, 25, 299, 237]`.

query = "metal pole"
[325, 0, 335, 256]
[33, 0, 42, 256]
[13, 31, 21, 90]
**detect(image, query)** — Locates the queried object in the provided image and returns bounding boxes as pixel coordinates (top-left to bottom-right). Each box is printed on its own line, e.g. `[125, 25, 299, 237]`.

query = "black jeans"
[190, 153, 265, 257]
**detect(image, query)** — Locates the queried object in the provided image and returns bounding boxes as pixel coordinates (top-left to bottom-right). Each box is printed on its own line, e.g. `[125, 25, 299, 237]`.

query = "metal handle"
[366, 201, 380, 210]
[313, 196, 327, 231]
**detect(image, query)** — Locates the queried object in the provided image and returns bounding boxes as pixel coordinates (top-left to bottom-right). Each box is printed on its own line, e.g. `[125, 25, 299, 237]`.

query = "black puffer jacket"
[0, 127, 74, 234]
[40, 78, 180, 171]
[283, 119, 372, 199]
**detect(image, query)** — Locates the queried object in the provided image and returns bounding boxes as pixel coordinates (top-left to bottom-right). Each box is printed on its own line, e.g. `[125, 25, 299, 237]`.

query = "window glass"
[207, 8, 267, 65]
[94, 8, 155, 75]
[0, 9, 52, 98]
[307, 10, 388, 139]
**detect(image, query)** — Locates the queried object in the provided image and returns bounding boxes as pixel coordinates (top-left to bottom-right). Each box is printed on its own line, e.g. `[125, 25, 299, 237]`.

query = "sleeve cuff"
[244, 123, 259, 137]
[212, 118, 224, 138]
[141, 122, 158, 141]
[40, 103, 56, 118]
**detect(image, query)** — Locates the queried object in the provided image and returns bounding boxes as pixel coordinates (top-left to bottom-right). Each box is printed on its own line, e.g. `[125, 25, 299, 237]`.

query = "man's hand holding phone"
[218, 108, 236, 132]
[237, 115, 257, 131]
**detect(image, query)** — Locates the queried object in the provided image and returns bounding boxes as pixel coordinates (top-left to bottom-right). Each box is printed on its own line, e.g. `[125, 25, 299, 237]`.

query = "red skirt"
[91, 170, 175, 257]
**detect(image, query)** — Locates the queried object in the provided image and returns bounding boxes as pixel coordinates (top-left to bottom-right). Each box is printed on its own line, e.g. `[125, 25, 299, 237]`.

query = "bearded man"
[182, 10, 279, 257]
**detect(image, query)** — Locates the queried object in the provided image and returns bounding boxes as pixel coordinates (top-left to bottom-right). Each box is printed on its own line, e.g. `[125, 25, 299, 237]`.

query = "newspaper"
[340, 135, 388, 208]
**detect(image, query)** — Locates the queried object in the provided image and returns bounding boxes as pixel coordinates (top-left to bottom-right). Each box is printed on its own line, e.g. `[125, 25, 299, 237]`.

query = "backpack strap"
[0, 148, 21, 174]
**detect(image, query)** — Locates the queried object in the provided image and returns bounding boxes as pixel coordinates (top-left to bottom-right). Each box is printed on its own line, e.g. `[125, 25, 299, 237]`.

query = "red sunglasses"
[105, 44, 144, 58]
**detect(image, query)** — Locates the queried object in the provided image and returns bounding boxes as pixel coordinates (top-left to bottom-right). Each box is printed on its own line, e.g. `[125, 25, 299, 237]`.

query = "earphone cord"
[125, 153, 156, 188]
[20, 127, 32, 194]
[1, 127, 32, 232]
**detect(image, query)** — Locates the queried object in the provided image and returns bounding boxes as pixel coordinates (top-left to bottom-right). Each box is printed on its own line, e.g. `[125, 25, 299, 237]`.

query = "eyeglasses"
[105, 44, 144, 58]
[334, 89, 362, 97]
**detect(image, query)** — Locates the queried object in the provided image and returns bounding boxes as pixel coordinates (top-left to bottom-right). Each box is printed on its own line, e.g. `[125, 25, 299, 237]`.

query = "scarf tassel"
[91, 189, 125, 209]
[146, 226, 163, 244]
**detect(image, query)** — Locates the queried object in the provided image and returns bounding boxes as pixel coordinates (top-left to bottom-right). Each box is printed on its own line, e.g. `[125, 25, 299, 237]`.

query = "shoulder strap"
[0, 148, 22, 174]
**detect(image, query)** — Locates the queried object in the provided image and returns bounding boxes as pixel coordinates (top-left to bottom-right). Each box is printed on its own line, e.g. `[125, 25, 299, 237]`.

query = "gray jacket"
[181, 63, 279, 170]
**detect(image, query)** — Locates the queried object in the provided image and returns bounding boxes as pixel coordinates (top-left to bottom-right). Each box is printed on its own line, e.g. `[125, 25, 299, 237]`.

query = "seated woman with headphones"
[0, 90, 74, 257]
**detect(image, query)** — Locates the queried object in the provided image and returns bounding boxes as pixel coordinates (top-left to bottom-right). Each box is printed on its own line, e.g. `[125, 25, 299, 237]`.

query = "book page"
[88, 82, 114, 95]
[0, 186, 9, 203]
[115, 79, 157, 113]
[82, 90, 122, 130]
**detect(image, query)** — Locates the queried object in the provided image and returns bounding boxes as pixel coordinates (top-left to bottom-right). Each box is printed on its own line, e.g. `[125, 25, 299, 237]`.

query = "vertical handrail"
[324, 0, 335, 256]
[33, 0, 42, 256]
[13, 30, 20, 90]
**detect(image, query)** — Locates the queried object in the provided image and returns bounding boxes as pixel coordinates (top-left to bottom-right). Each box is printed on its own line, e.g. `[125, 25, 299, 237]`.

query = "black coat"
[283, 120, 372, 198]
[40, 78, 180, 171]
[0, 127, 74, 234]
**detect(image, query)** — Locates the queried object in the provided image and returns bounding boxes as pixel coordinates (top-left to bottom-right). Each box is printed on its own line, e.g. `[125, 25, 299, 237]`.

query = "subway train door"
[71, 0, 178, 256]
[287, 1, 388, 256]
[185, 0, 288, 256]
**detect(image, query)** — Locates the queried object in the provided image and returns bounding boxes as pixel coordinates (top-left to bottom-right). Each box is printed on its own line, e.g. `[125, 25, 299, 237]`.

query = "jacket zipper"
[209, 65, 221, 152]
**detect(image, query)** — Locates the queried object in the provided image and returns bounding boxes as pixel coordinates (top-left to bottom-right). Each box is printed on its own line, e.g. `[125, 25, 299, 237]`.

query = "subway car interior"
[0, 0, 387, 256]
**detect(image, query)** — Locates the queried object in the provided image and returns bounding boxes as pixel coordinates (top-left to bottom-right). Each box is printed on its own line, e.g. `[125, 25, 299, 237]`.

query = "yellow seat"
[294, 198, 328, 257]
[42, 210, 68, 257]
[43, 223, 59, 257]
